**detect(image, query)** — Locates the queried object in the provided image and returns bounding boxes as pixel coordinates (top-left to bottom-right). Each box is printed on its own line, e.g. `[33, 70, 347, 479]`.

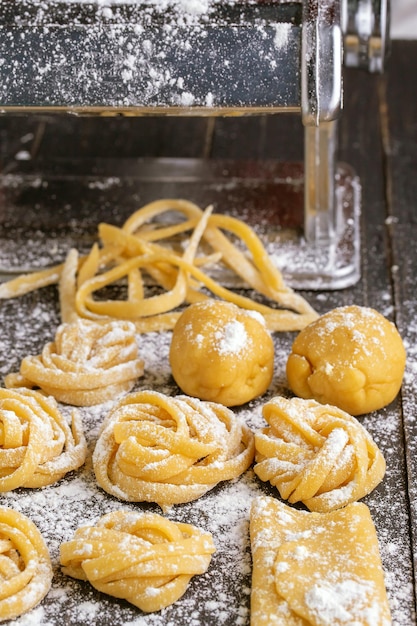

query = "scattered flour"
[0, 280, 414, 625]
[215, 320, 248, 355]
[0, 0, 299, 110]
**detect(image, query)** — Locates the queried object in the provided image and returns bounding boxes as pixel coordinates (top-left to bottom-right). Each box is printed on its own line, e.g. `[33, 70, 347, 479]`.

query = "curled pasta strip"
[0, 507, 52, 622]
[0, 199, 318, 332]
[0, 388, 86, 490]
[4, 319, 144, 407]
[60, 510, 215, 613]
[93, 390, 255, 507]
[254, 396, 386, 512]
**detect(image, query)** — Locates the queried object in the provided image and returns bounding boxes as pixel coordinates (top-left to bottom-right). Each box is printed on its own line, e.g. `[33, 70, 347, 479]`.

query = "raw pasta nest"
[0, 387, 87, 490]
[93, 390, 255, 506]
[0, 199, 318, 332]
[254, 396, 386, 512]
[4, 319, 144, 407]
[60, 510, 215, 613]
[0, 507, 52, 622]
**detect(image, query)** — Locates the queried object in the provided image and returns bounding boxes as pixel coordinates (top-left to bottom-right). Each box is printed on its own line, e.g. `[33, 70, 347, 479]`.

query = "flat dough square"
[250, 496, 391, 625]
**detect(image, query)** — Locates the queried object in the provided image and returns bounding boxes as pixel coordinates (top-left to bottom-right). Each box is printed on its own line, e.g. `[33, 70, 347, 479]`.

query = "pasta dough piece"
[286, 305, 406, 415]
[60, 510, 215, 613]
[169, 300, 274, 406]
[93, 390, 254, 507]
[0, 507, 52, 622]
[0, 387, 86, 490]
[254, 396, 385, 512]
[5, 319, 144, 406]
[250, 496, 391, 626]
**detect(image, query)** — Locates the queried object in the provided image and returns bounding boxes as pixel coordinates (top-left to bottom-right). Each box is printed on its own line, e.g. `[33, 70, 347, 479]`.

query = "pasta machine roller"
[0, 0, 390, 288]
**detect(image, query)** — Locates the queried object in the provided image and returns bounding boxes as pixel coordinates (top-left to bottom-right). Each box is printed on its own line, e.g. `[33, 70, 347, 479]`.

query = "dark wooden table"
[0, 39, 416, 626]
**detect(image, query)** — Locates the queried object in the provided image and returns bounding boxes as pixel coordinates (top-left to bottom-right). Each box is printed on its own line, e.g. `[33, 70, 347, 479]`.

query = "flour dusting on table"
[0, 281, 414, 625]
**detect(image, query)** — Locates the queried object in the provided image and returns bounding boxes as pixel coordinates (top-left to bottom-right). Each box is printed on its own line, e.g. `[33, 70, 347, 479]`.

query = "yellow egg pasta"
[254, 396, 385, 512]
[250, 496, 391, 626]
[93, 390, 255, 507]
[169, 300, 274, 406]
[60, 510, 215, 613]
[0, 199, 318, 332]
[0, 507, 52, 622]
[286, 305, 406, 415]
[0, 387, 86, 490]
[4, 319, 144, 407]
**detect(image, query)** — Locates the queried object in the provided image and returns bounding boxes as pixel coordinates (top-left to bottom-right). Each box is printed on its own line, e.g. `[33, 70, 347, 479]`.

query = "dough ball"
[169, 300, 274, 406]
[286, 305, 406, 415]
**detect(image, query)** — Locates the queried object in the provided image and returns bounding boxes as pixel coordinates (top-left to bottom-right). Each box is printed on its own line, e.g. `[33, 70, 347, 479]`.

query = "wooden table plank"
[326, 51, 415, 624]
[385, 41, 417, 616]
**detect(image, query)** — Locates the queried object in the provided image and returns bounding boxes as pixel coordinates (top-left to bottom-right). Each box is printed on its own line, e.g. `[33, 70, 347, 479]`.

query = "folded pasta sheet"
[250, 496, 391, 626]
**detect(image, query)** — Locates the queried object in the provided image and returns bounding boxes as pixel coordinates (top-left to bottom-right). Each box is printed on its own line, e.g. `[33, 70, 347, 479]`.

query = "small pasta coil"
[254, 396, 386, 512]
[93, 390, 255, 507]
[0, 388, 86, 490]
[0, 507, 52, 622]
[5, 319, 144, 406]
[60, 510, 216, 613]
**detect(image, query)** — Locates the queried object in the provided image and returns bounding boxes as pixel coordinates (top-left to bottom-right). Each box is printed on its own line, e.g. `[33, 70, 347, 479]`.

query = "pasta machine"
[0, 0, 390, 288]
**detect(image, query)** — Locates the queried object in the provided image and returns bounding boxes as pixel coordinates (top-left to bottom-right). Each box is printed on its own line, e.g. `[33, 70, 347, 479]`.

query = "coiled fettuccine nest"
[93, 390, 254, 507]
[5, 319, 144, 406]
[0, 507, 52, 622]
[254, 396, 385, 512]
[0, 387, 86, 491]
[60, 510, 215, 613]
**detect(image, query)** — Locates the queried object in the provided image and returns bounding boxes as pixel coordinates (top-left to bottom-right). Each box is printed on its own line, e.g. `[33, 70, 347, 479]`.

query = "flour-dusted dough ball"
[169, 300, 274, 406]
[286, 305, 406, 415]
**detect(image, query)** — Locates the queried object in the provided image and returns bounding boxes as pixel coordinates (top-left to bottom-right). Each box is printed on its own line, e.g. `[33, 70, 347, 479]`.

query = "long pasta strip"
[0, 265, 62, 299]
[99, 222, 221, 301]
[121, 198, 203, 234]
[0, 243, 120, 301]
[122, 199, 286, 295]
[120, 199, 283, 301]
[75, 207, 211, 322]
[59, 248, 79, 324]
[0, 199, 318, 332]
[74, 249, 316, 331]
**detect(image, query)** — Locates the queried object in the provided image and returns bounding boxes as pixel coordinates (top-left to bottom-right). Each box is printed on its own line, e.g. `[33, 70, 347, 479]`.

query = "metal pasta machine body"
[0, 0, 390, 289]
